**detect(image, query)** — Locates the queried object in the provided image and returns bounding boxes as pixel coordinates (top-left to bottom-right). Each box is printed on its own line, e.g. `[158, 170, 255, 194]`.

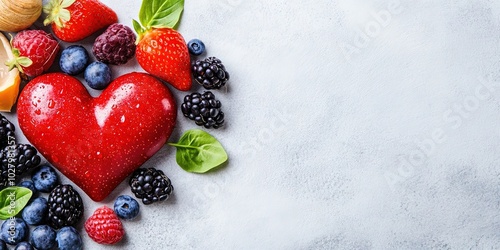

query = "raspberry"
[84, 206, 124, 245]
[93, 23, 136, 65]
[8, 30, 60, 78]
[181, 91, 224, 129]
[192, 57, 230, 89]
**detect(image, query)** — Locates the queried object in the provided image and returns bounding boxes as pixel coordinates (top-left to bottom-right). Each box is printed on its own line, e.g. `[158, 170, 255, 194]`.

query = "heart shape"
[17, 72, 177, 201]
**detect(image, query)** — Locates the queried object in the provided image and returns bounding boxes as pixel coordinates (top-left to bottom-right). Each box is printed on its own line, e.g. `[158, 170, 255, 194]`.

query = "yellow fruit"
[0, 32, 21, 112]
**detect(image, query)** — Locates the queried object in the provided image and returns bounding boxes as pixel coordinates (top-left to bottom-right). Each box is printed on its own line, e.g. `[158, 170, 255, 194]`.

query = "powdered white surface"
[4, 0, 500, 249]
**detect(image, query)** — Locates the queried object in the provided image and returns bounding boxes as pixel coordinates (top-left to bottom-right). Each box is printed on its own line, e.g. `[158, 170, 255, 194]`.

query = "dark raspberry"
[129, 168, 173, 205]
[181, 91, 224, 129]
[0, 114, 15, 149]
[0, 144, 41, 188]
[93, 23, 136, 65]
[192, 57, 230, 89]
[47, 185, 84, 229]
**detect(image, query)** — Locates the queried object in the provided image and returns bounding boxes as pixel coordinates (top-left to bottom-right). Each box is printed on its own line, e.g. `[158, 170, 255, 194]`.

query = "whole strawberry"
[133, 0, 191, 91]
[6, 30, 59, 78]
[43, 0, 118, 42]
[85, 206, 124, 245]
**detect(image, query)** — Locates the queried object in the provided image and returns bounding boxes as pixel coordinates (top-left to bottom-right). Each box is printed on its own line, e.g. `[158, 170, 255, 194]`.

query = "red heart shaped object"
[17, 72, 177, 201]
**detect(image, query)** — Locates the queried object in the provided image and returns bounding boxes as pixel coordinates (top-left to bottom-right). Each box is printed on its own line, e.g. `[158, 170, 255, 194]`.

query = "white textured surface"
[4, 0, 500, 249]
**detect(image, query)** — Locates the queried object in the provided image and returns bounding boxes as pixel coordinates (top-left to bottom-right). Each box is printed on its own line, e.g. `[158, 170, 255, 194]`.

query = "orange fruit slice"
[0, 32, 21, 112]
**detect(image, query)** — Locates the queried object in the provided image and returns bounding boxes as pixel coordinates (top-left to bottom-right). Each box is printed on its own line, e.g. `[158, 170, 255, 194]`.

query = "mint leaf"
[138, 0, 184, 31]
[0, 187, 32, 220]
[169, 129, 228, 173]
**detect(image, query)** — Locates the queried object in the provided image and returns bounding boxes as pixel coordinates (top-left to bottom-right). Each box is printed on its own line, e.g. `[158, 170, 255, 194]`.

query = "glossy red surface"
[17, 72, 177, 201]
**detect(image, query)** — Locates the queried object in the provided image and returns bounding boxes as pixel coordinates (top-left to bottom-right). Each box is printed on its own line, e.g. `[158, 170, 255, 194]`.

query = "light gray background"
[4, 0, 500, 249]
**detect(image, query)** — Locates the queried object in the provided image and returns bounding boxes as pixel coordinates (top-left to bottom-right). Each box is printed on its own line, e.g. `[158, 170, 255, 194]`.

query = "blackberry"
[0, 114, 15, 148]
[93, 23, 136, 65]
[129, 168, 173, 205]
[181, 91, 224, 129]
[47, 185, 84, 229]
[192, 57, 230, 89]
[0, 144, 41, 188]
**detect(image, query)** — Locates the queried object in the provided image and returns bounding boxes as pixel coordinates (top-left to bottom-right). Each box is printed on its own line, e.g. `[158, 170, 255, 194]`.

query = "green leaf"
[137, 0, 184, 32]
[0, 187, 33, 220]
[132, 19, 145, 38]
[169, 129, 228, 173]
[16, 57, 33, 67]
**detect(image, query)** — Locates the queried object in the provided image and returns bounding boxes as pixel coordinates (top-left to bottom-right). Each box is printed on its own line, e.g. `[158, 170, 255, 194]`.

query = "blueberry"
[60, 45, 89, 75]
[31, 164, 59, 192]
[187, 39, 205, 56]
[18, 180, 36, 193]
[22, 197, 48, 225]
[0, 239, 6, 250]
[56, 226, 82, 250]
[30, 225, 56, 250]
[84, 62, 112, 90]
[1, 218, 28, 245]
[114, 195, 140, 220]
[18, 180, 37, 199]
[14, 242, 33, 250]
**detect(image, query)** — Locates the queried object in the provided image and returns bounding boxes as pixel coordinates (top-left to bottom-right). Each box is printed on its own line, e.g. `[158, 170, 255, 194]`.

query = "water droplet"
[120, 115, 126, 123]
[31, 101, 38, 107]
[34, 109, 41, 115]
[47, 99, 55, 109]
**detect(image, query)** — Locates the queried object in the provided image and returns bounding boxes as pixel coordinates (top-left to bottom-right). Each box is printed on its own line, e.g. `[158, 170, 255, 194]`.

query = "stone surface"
[3, 0, 500, 249]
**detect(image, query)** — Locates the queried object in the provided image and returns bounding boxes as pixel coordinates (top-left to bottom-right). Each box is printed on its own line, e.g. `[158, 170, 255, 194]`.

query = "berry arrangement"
[0, 0, 232, 248]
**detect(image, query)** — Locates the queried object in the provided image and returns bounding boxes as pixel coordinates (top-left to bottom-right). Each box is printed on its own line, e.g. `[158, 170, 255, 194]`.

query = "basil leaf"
[138, 0, 184, 31]
[0, 187, 32, 219]
[169, 129, 228, 173]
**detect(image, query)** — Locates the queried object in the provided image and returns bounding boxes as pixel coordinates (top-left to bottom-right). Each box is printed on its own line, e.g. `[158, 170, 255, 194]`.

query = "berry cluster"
[0, 166, 84, 249]
[0, 115, 84, 249]
[0, 114, 41, 188]
[182, 39, 231, 129]
[0, 0, 235, 247]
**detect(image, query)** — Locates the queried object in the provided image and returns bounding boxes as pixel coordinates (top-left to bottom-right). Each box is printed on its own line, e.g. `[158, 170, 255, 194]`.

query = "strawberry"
[133, 0, 192, 91]
[43, 0, 118, 42]
[6, 30, 60, 78]
[85, 206, 124, 244]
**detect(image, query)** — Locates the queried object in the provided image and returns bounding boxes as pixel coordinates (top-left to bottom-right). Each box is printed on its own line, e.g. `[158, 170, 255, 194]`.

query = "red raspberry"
[84, 206, 124, 245]
[7, 30, 60, 78]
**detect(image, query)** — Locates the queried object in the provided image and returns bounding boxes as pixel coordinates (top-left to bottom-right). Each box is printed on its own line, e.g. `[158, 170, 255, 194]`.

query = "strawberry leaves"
[133, 0, 184, 38]
[43, 0, 76, 27]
